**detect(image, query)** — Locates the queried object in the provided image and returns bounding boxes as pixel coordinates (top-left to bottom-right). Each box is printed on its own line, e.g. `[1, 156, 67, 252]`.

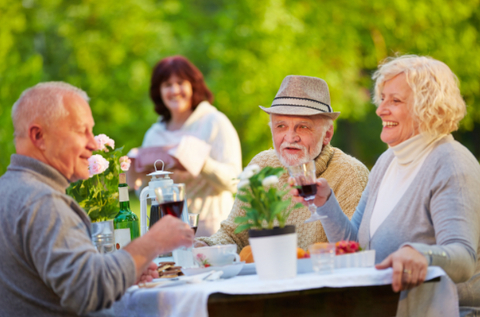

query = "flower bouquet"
[66, 134, 131, 222]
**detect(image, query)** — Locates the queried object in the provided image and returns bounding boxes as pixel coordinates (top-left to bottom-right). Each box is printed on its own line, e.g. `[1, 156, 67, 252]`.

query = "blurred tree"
[1, 0, 479, 176]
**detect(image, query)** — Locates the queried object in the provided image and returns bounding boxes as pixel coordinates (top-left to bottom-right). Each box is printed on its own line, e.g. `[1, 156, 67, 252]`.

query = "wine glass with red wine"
[287, 160, 327, 223]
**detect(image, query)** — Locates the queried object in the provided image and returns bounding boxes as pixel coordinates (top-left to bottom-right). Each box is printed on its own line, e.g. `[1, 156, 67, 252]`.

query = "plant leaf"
[234, 223, 254, 234]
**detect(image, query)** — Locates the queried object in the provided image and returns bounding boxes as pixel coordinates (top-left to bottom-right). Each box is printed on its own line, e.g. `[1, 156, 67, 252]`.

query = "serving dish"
[335, 250, 375, 268]
[238, 250, 376, 276]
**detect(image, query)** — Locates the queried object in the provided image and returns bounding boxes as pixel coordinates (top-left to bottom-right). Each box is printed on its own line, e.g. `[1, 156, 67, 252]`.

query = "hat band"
[272, 97, 332, 113]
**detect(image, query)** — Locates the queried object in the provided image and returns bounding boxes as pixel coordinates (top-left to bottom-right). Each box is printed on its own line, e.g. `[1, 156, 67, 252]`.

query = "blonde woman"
[294, 55, 480, 316]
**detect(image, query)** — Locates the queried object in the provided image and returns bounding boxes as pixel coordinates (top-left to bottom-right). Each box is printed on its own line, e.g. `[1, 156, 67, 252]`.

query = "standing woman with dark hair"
[141, 56, 242, 237]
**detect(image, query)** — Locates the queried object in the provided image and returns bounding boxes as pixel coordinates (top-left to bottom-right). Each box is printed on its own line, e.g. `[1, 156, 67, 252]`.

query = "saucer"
[181, 261, 245, 279]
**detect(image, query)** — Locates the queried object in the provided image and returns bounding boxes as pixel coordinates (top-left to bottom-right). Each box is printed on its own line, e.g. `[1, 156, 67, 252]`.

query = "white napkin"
[168, 136, 211, 177]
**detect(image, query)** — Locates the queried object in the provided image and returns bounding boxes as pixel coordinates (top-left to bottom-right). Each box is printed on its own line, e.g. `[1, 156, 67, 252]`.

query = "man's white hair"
[269, 115, 333, 167]
[12, 82, 90, 138]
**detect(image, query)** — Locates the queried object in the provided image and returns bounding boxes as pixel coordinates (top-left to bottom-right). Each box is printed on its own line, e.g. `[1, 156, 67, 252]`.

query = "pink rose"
[88, 154, 110, 177]
[119, 156, 131, 171]
[94, 134, 115, 152]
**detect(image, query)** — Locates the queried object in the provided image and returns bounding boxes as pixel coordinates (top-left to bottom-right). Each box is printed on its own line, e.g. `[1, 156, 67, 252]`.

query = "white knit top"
[370, 133, 443, 237]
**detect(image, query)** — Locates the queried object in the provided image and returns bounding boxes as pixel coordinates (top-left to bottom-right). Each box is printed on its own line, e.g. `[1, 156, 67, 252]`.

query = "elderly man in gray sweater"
[0, 82, 194, 317]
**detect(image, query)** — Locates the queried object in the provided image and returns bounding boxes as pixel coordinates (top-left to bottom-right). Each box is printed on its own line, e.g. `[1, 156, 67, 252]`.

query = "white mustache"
[280, 143, 306, 151]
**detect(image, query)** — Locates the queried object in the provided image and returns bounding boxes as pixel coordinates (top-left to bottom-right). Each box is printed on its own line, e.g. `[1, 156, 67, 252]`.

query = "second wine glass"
[287, 160, 327, 223]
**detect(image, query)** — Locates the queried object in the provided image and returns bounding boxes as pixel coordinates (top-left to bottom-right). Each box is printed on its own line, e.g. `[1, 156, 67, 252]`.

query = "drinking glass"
[309, 243, 335, 274]
[288, 161, 327, 223]
[188, 213, 200, 235]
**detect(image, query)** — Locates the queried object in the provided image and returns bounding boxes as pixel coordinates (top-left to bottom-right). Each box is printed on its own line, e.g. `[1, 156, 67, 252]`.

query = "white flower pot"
[248, 225, 297, 280]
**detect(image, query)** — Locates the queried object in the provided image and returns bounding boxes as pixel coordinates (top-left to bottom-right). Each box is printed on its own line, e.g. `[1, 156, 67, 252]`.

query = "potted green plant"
[66, 134, 131, 253]
[234, 164, 302, 280]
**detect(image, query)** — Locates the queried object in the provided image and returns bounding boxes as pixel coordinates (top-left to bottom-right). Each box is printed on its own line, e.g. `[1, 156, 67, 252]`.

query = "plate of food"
[157, 261, 185, 278]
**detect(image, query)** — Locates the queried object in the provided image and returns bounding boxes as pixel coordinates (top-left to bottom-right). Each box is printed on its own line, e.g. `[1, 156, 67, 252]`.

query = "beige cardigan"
[197, 144, 369, 252]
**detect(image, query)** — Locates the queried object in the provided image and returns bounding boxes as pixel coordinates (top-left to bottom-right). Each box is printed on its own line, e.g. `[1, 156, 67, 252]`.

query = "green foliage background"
[1, 0, 480, 175]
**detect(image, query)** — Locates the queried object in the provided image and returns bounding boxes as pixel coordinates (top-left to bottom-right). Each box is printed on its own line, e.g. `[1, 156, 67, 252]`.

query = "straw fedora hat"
[259, 75, 340, 120]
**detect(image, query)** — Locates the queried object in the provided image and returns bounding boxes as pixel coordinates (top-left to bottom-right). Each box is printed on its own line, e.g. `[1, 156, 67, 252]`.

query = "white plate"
[181, 261, 245, 279]
[239, 259, 312, 276]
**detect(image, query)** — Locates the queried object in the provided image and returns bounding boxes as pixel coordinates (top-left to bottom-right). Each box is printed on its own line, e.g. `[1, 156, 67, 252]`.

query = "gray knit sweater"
[317, 135, 480, 311]
[0, 155, 136, 317]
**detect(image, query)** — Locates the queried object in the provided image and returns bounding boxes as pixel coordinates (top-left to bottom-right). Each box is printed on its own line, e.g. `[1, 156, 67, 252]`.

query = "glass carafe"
[154, 183, 194, 267]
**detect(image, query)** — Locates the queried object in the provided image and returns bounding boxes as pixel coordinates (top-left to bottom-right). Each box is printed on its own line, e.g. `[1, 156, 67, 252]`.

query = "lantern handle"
[154, 160, 165, 172]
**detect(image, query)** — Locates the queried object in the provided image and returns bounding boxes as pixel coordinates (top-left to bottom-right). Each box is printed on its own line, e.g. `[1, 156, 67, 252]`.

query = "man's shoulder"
[0, 169, 72, 211]
[250, 149, 284, 168]
[329, 147, 369, 174]
[1, 168, 57, 192]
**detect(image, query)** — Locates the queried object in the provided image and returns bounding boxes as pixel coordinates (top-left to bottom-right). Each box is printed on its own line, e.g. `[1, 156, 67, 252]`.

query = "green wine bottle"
[114, 173, 140, 250]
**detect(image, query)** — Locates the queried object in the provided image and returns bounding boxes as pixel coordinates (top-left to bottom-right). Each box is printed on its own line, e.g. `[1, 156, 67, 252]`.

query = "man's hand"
[375, 246, 428, 292]
[136, 262, 159, 284]
[289, 177, 332, 208]
[147, 215, 195, 255]
[194, 240, 208, 248]
[124, 215, 194, 284]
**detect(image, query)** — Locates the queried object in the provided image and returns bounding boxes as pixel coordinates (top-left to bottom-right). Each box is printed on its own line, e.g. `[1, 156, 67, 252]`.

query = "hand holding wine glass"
[287, 160, 328, 223]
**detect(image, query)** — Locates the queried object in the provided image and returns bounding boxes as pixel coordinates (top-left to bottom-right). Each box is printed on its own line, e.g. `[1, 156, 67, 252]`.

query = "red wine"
[149, 204, 161, 229]
[192, 226, 198, 234]
[160, 200, 185, 218]
[298, 184, 317, 198]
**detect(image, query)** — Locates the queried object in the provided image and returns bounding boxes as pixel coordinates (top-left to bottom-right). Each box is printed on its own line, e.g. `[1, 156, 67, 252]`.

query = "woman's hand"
[375, 246, 428, 292]
[289, 177, 332, 208]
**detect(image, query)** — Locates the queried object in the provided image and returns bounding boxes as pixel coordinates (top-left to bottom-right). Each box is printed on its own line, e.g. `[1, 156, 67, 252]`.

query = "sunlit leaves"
[1, 0, 479, 176]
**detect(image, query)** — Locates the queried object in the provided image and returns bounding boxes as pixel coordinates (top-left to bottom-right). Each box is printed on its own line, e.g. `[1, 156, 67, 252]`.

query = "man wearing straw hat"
[196, 75, 369, 251]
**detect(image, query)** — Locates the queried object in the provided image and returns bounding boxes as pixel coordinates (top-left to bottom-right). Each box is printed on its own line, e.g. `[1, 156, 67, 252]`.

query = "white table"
[113, 264, 458, 317]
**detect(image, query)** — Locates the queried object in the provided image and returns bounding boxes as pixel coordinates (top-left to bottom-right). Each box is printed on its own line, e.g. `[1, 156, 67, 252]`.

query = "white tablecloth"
[113, 266, 458, 317]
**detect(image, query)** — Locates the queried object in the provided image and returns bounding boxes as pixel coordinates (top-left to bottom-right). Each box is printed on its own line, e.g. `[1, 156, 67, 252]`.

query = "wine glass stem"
[308, 203, 317, 215]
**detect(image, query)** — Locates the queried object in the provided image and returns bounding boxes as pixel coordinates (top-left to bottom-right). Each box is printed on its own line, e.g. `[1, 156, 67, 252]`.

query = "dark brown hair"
[150, 56, 213, 122]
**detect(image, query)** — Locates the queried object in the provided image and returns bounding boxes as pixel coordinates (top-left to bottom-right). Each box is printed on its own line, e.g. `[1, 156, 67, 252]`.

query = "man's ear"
[28, 124, 47, 151]
[323, 124, 334, 145]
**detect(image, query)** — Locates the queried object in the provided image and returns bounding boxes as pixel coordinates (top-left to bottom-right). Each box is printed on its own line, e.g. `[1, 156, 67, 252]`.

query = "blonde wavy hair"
[372, 55, 466, 137]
